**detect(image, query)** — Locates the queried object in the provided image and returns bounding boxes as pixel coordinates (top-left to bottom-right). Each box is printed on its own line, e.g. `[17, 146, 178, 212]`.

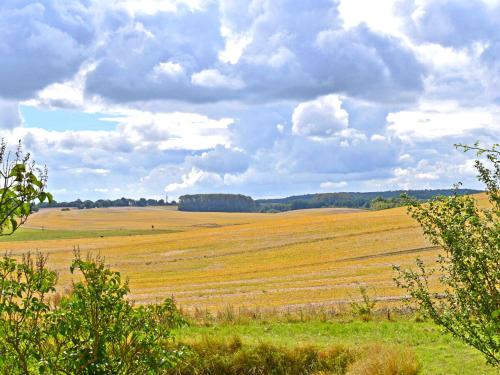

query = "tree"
[0, 140, 52, 235]
[394, 143, 499, 366]
[43, 252, 185, 374]
[0, 252, 185, 374]
[0, 253, 57, 374]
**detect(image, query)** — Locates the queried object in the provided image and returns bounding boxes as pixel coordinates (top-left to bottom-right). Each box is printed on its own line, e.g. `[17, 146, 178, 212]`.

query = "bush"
[394, 143, 499, 366]
[350, 286, 377, 321]
[0, 252, 185, 374]
[168, 336, 421, 375]
[169, 335, 357, 375]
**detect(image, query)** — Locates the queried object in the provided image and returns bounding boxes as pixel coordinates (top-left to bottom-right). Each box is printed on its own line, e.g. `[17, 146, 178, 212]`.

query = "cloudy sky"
[0, 0, 498, 201]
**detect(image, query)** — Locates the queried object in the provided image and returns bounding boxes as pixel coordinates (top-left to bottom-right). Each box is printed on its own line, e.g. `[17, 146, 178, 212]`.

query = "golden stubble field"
[1, 195, 487, 311]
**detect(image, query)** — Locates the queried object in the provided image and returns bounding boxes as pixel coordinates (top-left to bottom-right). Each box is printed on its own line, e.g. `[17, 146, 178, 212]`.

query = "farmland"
[0, 193, 495, 374]
[1, 196, 489, 309]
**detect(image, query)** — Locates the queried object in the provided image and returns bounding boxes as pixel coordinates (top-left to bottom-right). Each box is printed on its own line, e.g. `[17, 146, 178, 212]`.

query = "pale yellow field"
[0, 195, 487, 310]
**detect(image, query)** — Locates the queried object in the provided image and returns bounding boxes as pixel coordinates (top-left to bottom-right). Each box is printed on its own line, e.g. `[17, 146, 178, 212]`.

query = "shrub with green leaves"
[0, 252, 185, 374]
[0, 253, 57, 374]
[0, 140, 52, 235]
[44, 252, 185, 374]
[394, 143, 499, 366]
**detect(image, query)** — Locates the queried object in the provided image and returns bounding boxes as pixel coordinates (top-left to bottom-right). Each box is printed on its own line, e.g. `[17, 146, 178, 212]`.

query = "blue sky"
[0, 0, 498, 201]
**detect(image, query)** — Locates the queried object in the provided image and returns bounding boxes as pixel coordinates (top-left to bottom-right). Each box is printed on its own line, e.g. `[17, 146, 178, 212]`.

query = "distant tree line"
[256, 189, 481, 212]
[177, 189, 481, 213]
[34, 189, 482, 213]
[178, 194, 255, 212]
[36, 197, 176, 210]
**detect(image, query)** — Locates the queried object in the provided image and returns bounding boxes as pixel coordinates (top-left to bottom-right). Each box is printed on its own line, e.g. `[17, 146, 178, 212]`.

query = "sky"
[0, 0, 498, 201]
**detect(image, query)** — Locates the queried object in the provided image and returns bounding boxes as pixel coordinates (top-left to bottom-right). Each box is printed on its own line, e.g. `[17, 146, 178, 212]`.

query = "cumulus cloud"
[152, 61, 185, 77]
[78, 0, 425, 104]
[165, 168, 223, 193]
[0, 100, 22, 129]
[0, 1, 94, 99]
[320, 181, 348, 190]
[292, 95, 348, 137]
[387, 101, 499, 141]
[187, 145, 250, 174]
[191, 69, 244, 89]
[407, 0, 500, 48]
[0, 0, 497, 200]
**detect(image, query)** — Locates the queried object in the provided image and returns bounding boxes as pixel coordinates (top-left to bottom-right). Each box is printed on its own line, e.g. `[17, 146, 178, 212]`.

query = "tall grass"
[167, 335, 420, 375]
[346, 345, 421, 375]
[179, 302, 416, 326]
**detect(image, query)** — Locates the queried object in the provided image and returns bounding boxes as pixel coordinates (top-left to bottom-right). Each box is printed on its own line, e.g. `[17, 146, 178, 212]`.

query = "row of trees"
[37, 197, 176, 210]
[177, 190, 480, 213]
[257, 189, 481, 212]
[178, 194, 255, 212]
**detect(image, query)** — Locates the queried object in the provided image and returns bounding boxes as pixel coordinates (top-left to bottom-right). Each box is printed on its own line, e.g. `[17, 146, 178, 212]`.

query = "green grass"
[0, 227, 179, 242]
[175, 319, 498, 375]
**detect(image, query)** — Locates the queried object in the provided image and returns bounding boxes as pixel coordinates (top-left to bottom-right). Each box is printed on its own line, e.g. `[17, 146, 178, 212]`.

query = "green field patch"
[0, 227, 180, 242]
[175, 320, 496, 375]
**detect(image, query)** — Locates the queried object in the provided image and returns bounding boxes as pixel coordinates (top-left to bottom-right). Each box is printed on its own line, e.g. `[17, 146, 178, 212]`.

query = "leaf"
[10, 218, 17, 232]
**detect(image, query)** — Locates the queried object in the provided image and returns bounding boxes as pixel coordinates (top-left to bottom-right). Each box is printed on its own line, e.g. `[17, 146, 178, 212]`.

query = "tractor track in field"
[336, 245, 441, 262]
[162, 224, 419, 263]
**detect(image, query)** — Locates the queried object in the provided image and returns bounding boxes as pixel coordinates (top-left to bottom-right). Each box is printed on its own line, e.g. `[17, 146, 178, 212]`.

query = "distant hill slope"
[255, 189, 481, 212]
[177, 189, 482, 212]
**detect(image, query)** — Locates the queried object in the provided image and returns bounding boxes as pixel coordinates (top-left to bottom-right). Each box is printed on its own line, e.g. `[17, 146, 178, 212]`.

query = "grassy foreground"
[174, 319, 497, 374]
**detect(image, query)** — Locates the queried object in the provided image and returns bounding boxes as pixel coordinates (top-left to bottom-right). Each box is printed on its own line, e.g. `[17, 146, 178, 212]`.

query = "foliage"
[167, 335, 422, 375]
[394, 143, 500, 366]
[256, 189, 481, 212]
[0, 140, 52, 235]
[178, 194, 255, 212]
[350, 286, 377, 321]
[37, 197, 173, 210]
[369, 196, 404, 210]
[0, 252, 185, 374]
[168, 335, 357, 375]
[178, 319, 496, 374]
[0, 253, 57, 373]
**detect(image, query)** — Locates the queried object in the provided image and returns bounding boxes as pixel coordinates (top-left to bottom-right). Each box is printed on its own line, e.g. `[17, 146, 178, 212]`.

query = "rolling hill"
[0, 193, 488, 310]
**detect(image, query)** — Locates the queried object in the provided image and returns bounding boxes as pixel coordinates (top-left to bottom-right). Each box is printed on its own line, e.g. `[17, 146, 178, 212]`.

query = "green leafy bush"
[0, 252, 185, 374]
[395, 143, 499, 366]
[0, 140, 52, 235]
[169, 335, 356, 375]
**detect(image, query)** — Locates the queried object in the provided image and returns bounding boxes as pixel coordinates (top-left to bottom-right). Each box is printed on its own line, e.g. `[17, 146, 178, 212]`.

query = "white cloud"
[25, 62, 97, 110]
[116, 0, 208, 16]
[370, 134, 386, 141]
[0, 99, 21, 129]
[191, 69, 244, 89]
[165, 168, 223, 193]
[0, 0, 497, 200]
[69, 168, 110, 176]
[218, 25, 251, 64]
[187, 145, 250, 174]
[320, 181, 348, 190]
[338, 0, 403, 37]
[152, 61, 185, 77]
[292, 95, 349, 137]
[104, 110, 233, 150]
[387, 101, 499, 141]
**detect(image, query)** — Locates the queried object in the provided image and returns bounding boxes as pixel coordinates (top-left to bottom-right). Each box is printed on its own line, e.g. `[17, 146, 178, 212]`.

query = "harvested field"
[0, 194, 487, 310]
